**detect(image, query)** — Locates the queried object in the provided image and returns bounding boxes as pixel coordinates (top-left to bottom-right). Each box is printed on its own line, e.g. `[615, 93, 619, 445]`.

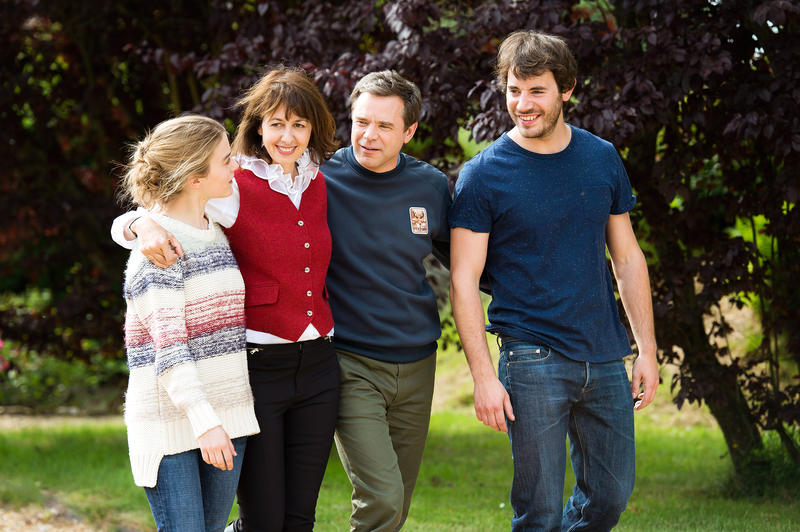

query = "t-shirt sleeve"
[448, 164, 492, 233]
[431, 172, 452, 242]
[610, 150, 637, 215]
[430, 172, 453, 268]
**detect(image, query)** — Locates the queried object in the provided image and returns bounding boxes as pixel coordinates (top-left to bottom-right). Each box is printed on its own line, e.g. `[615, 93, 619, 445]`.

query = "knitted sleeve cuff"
[184, 400, 223, 439]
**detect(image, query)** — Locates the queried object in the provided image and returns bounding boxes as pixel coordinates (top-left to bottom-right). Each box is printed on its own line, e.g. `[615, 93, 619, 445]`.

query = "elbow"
[612, 247, 647, 275]
[449, 270, 479, 302]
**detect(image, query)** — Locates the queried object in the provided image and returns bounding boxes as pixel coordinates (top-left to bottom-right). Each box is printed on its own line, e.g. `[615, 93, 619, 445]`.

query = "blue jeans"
[144, 436, 247, 532]
[498, 338, 635, 532]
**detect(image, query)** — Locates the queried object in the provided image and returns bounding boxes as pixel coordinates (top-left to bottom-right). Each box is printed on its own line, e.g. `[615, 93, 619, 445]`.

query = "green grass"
[0, 419, 151, 530]
[4, 411, 798, 531]
[2, 350, 799, 530]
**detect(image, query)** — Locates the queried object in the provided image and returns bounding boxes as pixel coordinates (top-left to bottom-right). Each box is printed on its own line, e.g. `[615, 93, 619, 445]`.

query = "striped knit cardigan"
[123, 213, 259, 487]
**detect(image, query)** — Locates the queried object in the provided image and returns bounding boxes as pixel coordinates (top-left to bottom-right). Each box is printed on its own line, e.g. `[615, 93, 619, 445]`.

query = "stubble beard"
[516, 99, 563, 140]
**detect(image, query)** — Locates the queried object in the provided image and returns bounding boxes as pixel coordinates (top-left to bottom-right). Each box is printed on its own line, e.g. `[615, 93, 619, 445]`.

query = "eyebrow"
[508, 84, 548, 91]
[274, 115, 309, 123]
[353, 116, 395, 128]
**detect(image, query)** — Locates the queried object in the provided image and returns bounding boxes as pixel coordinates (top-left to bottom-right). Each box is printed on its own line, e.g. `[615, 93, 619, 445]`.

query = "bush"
[0, 340, 126, 414]
[724, 428, 800, 500]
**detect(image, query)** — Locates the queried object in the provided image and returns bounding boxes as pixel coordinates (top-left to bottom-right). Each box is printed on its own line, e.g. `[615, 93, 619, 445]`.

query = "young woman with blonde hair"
[114, 67, 341, 531]
[120, 115, 259, 532]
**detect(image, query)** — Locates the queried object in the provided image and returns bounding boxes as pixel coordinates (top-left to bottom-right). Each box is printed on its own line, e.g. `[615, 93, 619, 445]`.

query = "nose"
[518, 92, 535, 110]
[280, 125, 293, 142]
[364, 124, 379, 140]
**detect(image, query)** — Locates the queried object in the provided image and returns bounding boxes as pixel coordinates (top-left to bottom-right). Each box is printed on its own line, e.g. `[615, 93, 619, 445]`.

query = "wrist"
[471, 367, 498, 383]
[636, 346, 657, 359]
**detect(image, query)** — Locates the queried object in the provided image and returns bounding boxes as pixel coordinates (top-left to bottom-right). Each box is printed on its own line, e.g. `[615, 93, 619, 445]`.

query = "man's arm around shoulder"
[110, 210, 183, 269]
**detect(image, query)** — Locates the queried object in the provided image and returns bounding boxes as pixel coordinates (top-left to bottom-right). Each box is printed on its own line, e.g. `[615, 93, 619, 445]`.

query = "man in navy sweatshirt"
[112, 70, 450, 531]
[323, 71, 450, 531]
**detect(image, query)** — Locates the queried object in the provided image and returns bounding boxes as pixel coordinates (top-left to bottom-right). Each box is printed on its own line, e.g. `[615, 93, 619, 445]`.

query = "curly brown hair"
[231, 66, 338, 165]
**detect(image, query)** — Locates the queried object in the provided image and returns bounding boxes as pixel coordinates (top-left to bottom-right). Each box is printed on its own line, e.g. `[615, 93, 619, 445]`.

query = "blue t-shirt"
[323, 147, 451, 363]
[449, 126, 635, 362]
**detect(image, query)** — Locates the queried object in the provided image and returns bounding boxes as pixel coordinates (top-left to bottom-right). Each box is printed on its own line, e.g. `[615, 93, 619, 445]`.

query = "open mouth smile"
[517, 113, 541, 126]
[275, 145, 296, 155]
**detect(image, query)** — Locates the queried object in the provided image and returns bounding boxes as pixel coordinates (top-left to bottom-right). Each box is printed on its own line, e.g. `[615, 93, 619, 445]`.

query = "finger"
[221, 448, 233, 471]
[148, 251, 168, 269]
[211, 449, 224, 469]
[474, 398, 488, 425]
[164, 244, 179, 264]
[630, 373, 642, 399]
[169, 236, 184, 258]
[633, 392, 644, 410]
[640, 381, 658, 409]
[495, 411, 508, 433]
[201, 448, 210, 464]
[478, 412, 491, 427]
[503, 393, 515, 422]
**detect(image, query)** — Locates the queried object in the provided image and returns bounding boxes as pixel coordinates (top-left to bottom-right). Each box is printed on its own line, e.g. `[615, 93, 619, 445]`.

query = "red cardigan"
[223, 168, 334, 341]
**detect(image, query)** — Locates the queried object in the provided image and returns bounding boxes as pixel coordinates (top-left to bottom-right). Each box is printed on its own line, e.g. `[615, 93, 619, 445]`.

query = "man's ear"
[562, 79, 576, 102]
[403, 122, 418, 144]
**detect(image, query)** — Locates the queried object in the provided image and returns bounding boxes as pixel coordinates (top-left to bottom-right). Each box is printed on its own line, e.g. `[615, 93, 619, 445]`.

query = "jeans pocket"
[503, 344, 551, 365]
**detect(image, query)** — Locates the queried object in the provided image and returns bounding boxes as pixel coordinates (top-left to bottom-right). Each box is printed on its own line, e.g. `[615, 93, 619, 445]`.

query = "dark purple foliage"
[2, 0, 799, 468]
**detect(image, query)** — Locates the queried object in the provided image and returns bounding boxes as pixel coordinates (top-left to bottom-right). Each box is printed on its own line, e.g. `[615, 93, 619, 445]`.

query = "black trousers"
[233, 337, 340, 532]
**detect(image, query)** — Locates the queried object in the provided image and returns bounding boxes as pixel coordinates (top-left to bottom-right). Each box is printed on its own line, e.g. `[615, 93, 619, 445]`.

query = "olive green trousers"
[334, 350, 437, 532]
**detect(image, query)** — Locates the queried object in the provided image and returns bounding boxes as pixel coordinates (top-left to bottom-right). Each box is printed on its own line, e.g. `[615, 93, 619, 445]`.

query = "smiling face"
[199, 134, 237, 199]
[506, 69, 573, 147]
[258, 105, 312, 176]
[350, 93, 417, 174]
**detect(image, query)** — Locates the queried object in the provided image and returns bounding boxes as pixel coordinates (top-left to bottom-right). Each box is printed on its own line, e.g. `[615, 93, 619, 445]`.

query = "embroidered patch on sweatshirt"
[409, 207, 428, 235]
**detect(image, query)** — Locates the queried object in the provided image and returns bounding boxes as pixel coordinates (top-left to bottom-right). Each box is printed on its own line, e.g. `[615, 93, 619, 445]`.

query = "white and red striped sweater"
[123, 213, 259, 487]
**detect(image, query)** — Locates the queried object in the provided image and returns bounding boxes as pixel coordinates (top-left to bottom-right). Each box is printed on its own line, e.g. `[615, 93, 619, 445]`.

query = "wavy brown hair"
[231, 66, 338, 165]
[495, 31, 577, 94]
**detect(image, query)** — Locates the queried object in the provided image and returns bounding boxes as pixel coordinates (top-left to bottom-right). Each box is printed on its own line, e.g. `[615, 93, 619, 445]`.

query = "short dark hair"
[495, 31, 577, 94]
[231, 65, 338, 165]
[349, 70, 422, 129]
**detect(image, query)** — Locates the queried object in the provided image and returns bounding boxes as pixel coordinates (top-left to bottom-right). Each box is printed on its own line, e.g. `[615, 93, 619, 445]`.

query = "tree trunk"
[624, 123, 763, 476]
[679, 305, 763, 475]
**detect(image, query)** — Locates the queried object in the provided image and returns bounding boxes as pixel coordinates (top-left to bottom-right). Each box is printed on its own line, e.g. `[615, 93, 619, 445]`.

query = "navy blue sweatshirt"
[323, 146, 451, 363]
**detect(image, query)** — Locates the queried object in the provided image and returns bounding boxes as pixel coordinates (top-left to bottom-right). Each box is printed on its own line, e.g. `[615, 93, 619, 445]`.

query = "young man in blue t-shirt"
[449, 30, 658, 531]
